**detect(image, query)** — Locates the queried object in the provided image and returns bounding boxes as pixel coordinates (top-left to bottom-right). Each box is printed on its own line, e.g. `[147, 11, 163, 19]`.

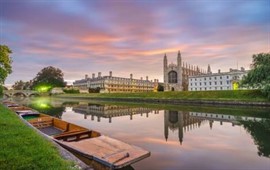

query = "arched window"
[168, 71, 177, 83]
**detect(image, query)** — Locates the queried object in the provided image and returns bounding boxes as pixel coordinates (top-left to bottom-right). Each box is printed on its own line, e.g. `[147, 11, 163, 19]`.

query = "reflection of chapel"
[163, 51, 206, 91]
[164, 111, 204, 144]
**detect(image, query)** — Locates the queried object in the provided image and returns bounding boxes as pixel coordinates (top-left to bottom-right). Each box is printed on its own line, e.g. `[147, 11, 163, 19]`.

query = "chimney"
[92, 73, 95, 79]
[141, 77, 143, 80]
[241, 67, 245, 71]
[229, 68, 233, 72]
[218, 69, 221, 73]
[146, 76, 148, 81]
[130, 74, 133, 79]
[109, 71, 112, 77]
[85, 74, 88, 79]
[98, 72, 101, 78]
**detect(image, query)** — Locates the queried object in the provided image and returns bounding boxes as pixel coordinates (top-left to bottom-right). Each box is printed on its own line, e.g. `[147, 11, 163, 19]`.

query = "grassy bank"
[0, 104, 77, 170]
[58, 90, 269, 102]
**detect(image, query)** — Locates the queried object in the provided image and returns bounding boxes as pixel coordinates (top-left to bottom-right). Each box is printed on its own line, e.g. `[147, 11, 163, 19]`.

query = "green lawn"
[58, 90, 268, 102]
[0, 104, 78, 170]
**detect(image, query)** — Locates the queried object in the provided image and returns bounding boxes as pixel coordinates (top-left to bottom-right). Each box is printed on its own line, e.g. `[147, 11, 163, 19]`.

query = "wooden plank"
[59, 135, 150, 168]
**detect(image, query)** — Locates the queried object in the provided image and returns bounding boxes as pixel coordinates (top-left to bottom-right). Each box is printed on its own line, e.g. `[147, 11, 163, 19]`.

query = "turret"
[163, 53, 167, 69]
[207, 64, 212, 74]
[164, 54, 167, 84]
[177, 50, 182, 67]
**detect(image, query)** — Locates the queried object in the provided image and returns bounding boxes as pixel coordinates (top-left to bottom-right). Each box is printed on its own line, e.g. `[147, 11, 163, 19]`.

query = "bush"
[89, 87, 100, 93]
[0, 85, 3, 97]
[63, 89, 80, 94]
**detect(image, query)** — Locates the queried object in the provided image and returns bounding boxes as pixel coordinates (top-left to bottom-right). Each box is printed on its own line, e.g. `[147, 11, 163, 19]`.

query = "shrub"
[0, 85, 3, 97]
[63, 89, 80, 94]
[89, 87, 100, 93]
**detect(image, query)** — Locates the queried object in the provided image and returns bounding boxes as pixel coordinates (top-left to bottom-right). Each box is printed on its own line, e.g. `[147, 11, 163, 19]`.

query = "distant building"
[50, 87, 64, 94]
[73, 72, 158, 93]
[188, 66, 248, 91]
[163, 51, 206, 91]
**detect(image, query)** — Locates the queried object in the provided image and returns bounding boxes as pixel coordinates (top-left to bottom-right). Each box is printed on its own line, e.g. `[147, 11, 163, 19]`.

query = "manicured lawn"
[58, 90, 268, 102]
[0, 104, 78, 170]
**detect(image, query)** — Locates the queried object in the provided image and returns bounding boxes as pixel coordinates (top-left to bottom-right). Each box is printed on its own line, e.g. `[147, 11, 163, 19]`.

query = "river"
[7, 97, 270, 170]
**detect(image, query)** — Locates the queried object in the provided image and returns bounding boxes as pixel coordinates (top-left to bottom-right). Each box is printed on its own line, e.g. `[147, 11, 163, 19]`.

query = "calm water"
[10, 97, 270, 170]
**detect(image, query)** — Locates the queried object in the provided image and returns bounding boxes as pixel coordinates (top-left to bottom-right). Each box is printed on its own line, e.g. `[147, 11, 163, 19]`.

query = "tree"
[12, 80, 31, 90]
[32, 66, 66, 92]
[0, 45, 13, 95]
[241, 53, 270, 99]
[12, 80, 25, 90]
[157, 84, 164, 91]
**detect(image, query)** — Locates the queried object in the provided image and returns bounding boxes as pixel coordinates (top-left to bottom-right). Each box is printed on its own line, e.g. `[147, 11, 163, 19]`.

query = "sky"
[1, 0, 269, 86]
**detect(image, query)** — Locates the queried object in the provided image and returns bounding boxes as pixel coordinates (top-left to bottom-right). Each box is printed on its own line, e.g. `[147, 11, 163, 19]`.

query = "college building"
[73, 71, 158, 93]
[163, 51, 206, 91]
[188, 66, 248, 91]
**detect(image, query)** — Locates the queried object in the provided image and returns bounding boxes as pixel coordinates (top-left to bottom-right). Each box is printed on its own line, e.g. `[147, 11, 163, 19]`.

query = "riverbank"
[57, 90, 270, 106]
[0, 104, 82, 170]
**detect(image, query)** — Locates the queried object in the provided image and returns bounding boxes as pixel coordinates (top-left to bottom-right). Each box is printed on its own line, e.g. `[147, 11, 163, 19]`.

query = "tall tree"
[0, 45, 13, 84]
[241, 53, 270, 99]
[0, 45, 12, 95]
[32, 66, 66, 92]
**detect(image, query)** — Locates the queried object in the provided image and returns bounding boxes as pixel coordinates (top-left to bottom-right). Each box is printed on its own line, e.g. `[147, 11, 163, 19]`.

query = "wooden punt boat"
[6, 104, 39, 115]
[2, 101, 20, 107]
[16, 111, 150, 169]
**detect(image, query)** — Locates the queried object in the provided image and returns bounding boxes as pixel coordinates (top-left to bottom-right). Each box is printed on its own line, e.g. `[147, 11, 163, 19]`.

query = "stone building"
[73, 71, 158, 93]
[188, 66, 248, 91]
[164, 51, 205, 91]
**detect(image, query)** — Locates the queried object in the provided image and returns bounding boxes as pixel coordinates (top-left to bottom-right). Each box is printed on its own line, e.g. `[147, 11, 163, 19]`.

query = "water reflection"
[8, 97, 270, 169]
[73, 104, 154, 123]
[164, 111, 203, 144]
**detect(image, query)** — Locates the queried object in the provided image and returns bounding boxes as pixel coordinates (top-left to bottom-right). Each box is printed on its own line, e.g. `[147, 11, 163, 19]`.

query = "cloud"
[1, 0, 269, 84]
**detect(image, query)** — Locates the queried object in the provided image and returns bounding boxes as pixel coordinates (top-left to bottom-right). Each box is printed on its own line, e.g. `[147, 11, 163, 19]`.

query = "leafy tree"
[241, 53, 270, 99]
[32, 66, 66, 92]
[12, 80, 25, 90]
[0, 45, 13, 94]
[12, 80, 31, 90]
[157, 84, 164, 91]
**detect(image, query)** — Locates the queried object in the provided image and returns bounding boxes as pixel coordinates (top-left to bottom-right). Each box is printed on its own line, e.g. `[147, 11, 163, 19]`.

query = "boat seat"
[29, 117, 53, 128]
[54, 130, 93, 141]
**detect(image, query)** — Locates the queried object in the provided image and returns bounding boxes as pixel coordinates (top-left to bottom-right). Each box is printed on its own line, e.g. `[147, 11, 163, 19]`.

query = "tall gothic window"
[168, 71, 177, 83]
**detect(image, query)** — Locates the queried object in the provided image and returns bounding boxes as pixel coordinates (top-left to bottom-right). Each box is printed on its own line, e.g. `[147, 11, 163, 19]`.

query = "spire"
[207, 64, 212, 74]
[164, 53, 167, 68]
[177, 50, 182, 67]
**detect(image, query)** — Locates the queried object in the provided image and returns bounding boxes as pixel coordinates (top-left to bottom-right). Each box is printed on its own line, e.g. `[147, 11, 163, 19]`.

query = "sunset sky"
[1, 0, 269, 86]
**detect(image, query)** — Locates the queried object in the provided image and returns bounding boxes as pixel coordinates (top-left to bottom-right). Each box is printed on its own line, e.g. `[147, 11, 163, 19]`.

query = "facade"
[188, 66, 248, 91]
[73, 72, 158, 93]
[164, 51, 206, 91]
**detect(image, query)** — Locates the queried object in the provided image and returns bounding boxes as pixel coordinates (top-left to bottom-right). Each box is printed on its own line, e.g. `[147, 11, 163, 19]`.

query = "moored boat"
[8, 104, 150, 169]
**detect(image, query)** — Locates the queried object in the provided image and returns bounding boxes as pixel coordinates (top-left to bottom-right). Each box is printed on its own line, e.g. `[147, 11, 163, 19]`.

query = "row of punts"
[2, 101, 150, 169]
